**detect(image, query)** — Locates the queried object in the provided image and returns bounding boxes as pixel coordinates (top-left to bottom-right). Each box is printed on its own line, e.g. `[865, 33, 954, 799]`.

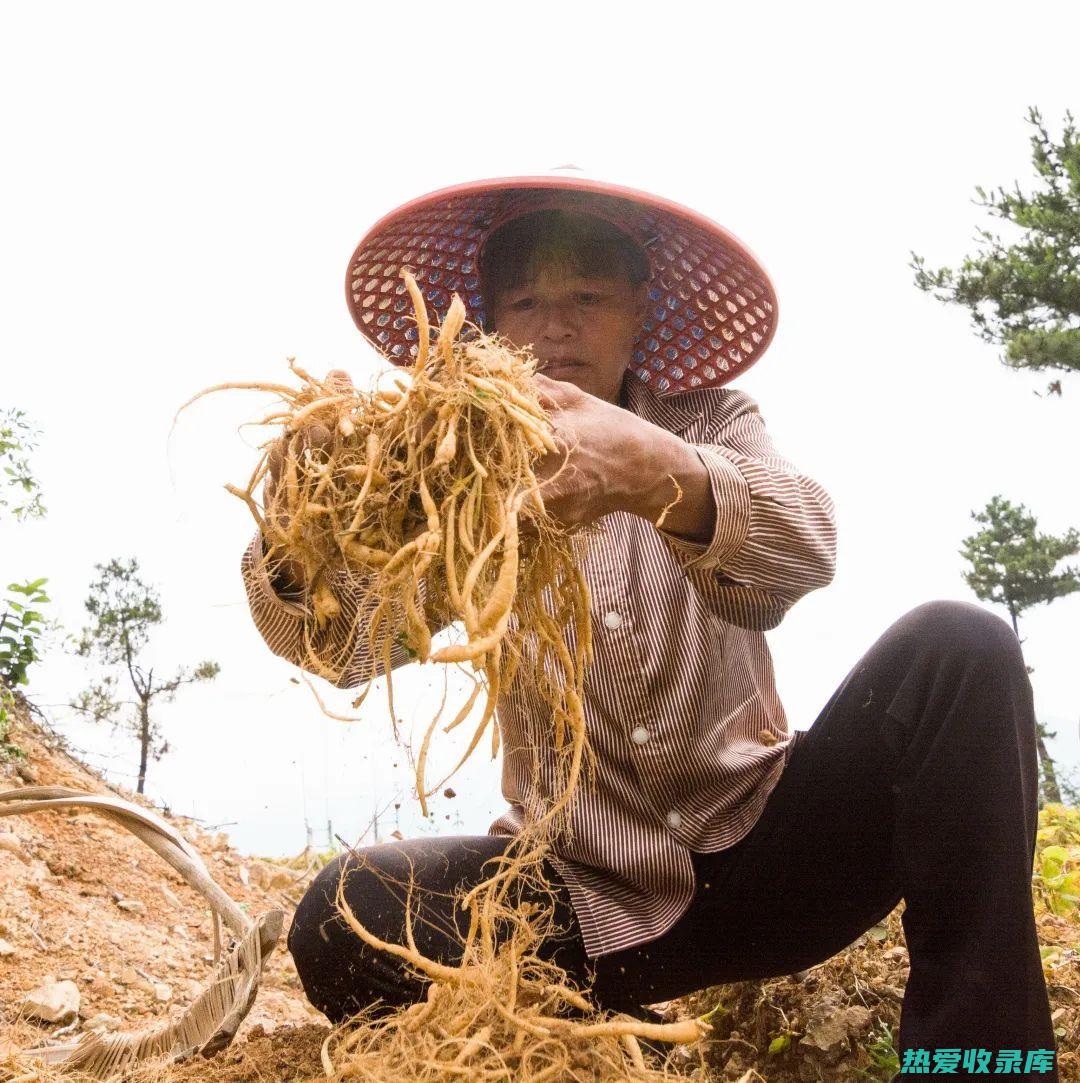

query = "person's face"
[490, 264, 648, 403]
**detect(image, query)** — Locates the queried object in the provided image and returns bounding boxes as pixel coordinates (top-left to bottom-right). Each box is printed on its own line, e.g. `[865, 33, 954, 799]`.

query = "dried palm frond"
[0, 786, 283, 1077]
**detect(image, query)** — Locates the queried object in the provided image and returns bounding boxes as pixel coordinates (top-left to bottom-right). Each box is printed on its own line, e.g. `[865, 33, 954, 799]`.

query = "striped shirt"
[241, 370, 837, 958]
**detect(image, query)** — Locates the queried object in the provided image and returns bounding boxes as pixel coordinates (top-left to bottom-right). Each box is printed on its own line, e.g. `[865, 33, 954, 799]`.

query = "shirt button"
[630, 725, 650, 745]
[666, 810, 682, 830]
[603, 610, 623, 629]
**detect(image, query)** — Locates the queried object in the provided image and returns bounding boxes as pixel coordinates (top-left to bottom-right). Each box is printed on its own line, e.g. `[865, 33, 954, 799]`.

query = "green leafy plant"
[852, 1019, 901, 1081]
[0, 408, 46, 520]
[0, 578, 50, 687]
[1033, 803, 1080, 917]
[0, 687, 26, 762]
[0, 578, 51, 759]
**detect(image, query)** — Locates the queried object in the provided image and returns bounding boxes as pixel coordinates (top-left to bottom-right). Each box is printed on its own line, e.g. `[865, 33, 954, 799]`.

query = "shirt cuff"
[658, 444, 752, 574]
[243, 532, 311, 618]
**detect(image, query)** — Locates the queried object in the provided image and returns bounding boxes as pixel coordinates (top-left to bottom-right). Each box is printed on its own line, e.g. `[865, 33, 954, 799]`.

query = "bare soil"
[1, 700, 1076, 1081]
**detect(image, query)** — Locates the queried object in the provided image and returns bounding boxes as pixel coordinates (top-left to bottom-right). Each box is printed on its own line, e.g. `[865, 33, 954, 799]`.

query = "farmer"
[242, 174, 1058, 1077]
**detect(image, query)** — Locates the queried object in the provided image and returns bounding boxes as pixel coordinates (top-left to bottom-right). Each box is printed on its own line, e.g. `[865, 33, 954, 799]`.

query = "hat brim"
[345, 175, 778, 395]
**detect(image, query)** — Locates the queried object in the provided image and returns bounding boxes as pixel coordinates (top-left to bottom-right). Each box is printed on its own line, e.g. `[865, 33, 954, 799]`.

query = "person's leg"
[587, 600, 1057, 1079]
[286, 833, 592, 1023]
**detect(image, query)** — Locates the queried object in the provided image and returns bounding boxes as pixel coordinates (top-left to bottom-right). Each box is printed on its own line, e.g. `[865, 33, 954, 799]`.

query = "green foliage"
[911, 107, 1080, 390]
[77, 558, 163, 667]
[0, 408, 46, 521]
[74, 557, 219, 793]
[1033, 803, 1080, 918]
[767, 1032, 792, 1056]
[0, 578, 51, 758]
[959, 495, 1079, 628]
[0, 578, 50, 688]
[0, 687, 26, 762]
[852, 1019, 901, 1081]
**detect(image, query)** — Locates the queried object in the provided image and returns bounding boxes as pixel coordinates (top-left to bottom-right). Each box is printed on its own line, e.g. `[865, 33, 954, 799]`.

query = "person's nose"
[538, 302, 577, 344]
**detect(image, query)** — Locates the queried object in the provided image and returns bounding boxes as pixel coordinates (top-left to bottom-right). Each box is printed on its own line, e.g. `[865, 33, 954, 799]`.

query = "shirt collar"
[619, 369, 702, 437]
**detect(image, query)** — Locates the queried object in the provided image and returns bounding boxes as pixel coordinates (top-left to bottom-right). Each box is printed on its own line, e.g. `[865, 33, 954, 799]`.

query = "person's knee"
[904, 599, 1021, 667]
[287, 851, 408, 1020]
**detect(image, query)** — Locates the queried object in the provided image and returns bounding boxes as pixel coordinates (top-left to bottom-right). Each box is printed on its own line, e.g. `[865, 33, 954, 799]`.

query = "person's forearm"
[617, 427, 716, 544]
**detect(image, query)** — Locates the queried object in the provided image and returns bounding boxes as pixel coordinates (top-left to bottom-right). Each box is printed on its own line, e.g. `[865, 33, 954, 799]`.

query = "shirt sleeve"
[240, 532, 451, 688]
[657, 389, 837, 631]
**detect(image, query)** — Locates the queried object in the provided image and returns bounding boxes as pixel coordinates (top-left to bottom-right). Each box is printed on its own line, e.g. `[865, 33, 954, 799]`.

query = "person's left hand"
[531, 374, 655, 528]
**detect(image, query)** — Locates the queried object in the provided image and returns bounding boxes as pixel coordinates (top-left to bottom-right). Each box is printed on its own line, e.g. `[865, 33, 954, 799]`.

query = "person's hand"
[261, 369, 353, 596]
[531, 373, 660, 529]
[532, 374, 718, 542]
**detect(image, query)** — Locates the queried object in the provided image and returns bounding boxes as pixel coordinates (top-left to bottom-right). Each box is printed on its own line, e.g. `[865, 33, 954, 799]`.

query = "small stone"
[83, 1012, 121, 1032]
[0, 937, 16, 956]
[153, 982, 173, 1002]
[160, 885, 182, 908]
[117, 966, 140, 986]
[131, 977, 156, 997]
[115, 899, 146, 915]
[14, 761, 37, 784]
[0, 833, 28, 861]
[238, 865, 250, 886]
[23, 978, 80, 1023]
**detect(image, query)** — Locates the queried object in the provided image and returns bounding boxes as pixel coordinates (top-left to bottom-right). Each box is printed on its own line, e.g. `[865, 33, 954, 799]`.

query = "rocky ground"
[0, 697, 1076, 1081]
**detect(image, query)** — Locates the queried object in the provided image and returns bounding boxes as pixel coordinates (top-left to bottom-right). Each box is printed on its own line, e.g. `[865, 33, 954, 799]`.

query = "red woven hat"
[344, 171, 778, 395]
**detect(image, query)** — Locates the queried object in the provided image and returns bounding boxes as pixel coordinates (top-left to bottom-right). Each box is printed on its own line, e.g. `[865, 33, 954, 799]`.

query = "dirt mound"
[0, 698, 322, 1078]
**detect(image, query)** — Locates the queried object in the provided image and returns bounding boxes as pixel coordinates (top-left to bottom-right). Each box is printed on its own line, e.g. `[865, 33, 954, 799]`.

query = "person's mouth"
[540, 359, 583, 378]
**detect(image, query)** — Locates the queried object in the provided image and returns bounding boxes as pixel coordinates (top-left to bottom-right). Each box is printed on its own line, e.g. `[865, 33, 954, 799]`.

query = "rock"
[23, 977, 80, 1023]
[83, 1012, 121, 1032]
[153, 982, 173, 1002]
[799, 994, 872, 1065]
[131, 977, 156, 997]
[238, 865, 250, 886]
[14, 761, 37, 784]
[160, 884, 182, 908]
[117, 966, 140, 986]
[115, 899, 146, 915]
[0, 833, 28, 862]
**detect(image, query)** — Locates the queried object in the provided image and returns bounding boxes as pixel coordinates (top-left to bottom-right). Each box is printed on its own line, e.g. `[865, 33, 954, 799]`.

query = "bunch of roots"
[182, 270, 707, 1080]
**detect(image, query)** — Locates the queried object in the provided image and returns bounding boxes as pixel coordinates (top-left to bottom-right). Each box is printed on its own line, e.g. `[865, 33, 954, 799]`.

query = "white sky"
[2, 1, 1078, 857]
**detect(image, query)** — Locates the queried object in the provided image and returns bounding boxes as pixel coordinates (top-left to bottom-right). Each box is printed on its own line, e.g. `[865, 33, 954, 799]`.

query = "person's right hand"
[261, 369, 354, 598]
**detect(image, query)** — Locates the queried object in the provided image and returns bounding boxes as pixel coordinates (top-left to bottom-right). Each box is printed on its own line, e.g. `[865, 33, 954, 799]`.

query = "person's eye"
[576, 291, 602, 305]
[509, 296, 537, 312]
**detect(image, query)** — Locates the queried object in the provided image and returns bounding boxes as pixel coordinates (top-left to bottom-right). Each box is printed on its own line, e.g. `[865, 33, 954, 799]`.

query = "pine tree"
[960, 496, 1079, 804]
[73, 557, 219, 794]
[912, 107, 1080, 396]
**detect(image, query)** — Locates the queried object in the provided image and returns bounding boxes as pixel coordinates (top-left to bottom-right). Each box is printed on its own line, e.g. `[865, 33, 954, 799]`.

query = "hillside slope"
[1, 698, 1076, 1081]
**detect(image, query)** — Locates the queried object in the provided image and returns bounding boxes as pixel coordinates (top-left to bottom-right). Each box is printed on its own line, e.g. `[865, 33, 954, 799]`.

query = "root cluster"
[182, 270, 708, 1080]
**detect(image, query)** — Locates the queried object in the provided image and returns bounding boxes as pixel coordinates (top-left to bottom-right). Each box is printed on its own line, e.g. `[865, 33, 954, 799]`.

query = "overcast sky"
[2, 1, 1078, 857]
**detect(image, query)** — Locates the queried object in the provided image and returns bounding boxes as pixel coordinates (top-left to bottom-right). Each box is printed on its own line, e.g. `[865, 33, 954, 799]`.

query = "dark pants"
[288, 600, 1058, 1079]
